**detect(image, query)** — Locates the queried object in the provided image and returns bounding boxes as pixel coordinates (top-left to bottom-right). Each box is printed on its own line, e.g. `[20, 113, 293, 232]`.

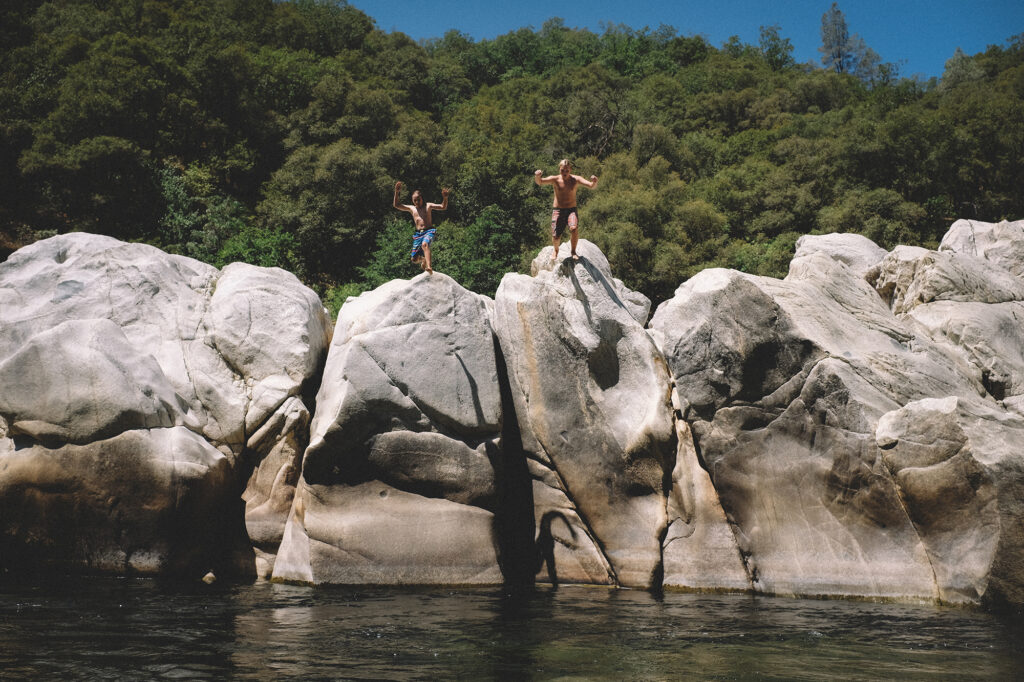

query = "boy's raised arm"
[393, 181, 409, 212]
[575, 174, 599, 189]
[429, 188, 450, 212]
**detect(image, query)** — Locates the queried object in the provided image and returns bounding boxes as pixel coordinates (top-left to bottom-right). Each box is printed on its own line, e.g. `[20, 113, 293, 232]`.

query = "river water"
[1, 577, 1021, 680]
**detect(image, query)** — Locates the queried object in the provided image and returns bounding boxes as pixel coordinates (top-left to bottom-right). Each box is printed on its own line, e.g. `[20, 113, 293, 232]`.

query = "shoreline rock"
[3, 222, 1024, 611]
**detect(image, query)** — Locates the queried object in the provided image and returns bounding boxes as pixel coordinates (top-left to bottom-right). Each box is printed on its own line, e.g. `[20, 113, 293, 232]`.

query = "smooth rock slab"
[273, 480, 502, 585]
[0, 319, 190, 445]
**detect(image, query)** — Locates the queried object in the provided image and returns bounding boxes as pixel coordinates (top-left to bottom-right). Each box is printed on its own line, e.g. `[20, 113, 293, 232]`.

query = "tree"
[940, 47, 985, 91]
[759, 25, 794, 71]
[850, 36, 881, 84]
[820, 3, 853, 73]
[819, 2, 880, 83]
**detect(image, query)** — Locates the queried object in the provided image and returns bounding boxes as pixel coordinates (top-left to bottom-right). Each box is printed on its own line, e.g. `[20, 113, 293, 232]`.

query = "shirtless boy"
[534, 159, 599, 261]
[393, 181, 449, 274]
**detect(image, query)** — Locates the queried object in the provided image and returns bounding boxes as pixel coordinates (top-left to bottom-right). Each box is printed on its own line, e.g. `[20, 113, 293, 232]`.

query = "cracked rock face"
[493, 239, 675, 588]
[272, 273, 507, 585]
[0, 233, 330, 577]
[651, 257, 946, 599]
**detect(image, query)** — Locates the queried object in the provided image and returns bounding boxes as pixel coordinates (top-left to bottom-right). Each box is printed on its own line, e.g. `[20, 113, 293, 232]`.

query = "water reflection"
[1, 577, 1022, 679]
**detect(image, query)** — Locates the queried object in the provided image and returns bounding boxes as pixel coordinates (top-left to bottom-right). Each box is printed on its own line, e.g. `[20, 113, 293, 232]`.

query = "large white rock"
[0, 233, 330, 577]
[870, 245, 1024, 315]
[940, 219, 1024, 278]
[273, 273, 506, 585]
[493, 239, 674, 588]
[650, 248, 994, 601]
[794, 232, 888, 280]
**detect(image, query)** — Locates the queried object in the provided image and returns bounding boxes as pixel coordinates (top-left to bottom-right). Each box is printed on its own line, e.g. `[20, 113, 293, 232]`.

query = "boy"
[393, 182, 449, 274]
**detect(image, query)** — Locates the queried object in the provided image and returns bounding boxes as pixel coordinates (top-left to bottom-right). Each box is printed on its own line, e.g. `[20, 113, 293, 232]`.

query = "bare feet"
[426, 266, 433, 275]
[572, 252, 579, 261]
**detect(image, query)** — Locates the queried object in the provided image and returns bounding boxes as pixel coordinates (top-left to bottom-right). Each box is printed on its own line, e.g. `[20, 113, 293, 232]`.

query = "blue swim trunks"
[411, 228, 436, 260]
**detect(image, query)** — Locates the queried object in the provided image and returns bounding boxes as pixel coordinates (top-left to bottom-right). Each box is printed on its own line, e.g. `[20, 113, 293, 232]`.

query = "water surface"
[1, 577, 1021, 679]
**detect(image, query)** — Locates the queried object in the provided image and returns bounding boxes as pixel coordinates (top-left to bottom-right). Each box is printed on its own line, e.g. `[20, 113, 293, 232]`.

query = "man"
[534, 159, 599, 261]
[393, 181, 449, 274]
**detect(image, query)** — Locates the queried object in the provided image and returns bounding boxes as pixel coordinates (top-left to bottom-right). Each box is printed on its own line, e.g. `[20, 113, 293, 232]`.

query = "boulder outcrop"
[3, 221, 1024, 610]
[0, 233, 330, 577]
[940, 218, 1024, 278]
[648, 228, 1024, 606]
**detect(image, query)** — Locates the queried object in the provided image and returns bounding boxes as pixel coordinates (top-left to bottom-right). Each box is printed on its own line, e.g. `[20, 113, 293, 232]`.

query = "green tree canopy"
[2, 0, 1022, 309]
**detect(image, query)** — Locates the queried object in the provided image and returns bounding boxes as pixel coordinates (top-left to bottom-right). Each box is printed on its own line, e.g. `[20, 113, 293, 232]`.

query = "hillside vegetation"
[2, 0, 1022, 309]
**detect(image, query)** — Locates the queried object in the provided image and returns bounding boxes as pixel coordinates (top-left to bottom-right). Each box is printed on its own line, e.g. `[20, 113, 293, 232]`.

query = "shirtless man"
[534, 159, 598, 261]
[393, 181, 449, 274]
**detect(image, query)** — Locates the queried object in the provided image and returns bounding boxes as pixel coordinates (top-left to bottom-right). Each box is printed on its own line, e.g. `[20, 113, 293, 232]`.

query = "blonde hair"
[559, 159, 571, 169]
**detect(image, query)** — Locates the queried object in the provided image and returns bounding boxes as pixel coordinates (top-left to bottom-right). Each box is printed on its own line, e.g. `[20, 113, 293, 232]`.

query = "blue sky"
[350, 0, 1023, 79]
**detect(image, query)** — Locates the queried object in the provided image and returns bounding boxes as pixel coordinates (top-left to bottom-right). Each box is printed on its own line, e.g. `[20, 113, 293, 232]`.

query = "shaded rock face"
[0, 234, 330, 577]
[0, 424, 230, 574]
[272, 273, 508, 585]
[493, 240, 675, 588]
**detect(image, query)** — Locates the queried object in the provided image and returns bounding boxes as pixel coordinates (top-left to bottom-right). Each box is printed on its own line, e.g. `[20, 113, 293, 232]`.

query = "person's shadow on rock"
[534, 510, 576, 587]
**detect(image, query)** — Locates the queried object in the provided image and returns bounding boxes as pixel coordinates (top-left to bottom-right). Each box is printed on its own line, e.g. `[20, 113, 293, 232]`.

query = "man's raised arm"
[534, 169, 556, 185]
[574, 174, 599, 189]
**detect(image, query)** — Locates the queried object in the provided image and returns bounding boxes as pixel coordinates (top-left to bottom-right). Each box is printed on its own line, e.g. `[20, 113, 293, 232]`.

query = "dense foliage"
[2, 0, 1022, 312]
